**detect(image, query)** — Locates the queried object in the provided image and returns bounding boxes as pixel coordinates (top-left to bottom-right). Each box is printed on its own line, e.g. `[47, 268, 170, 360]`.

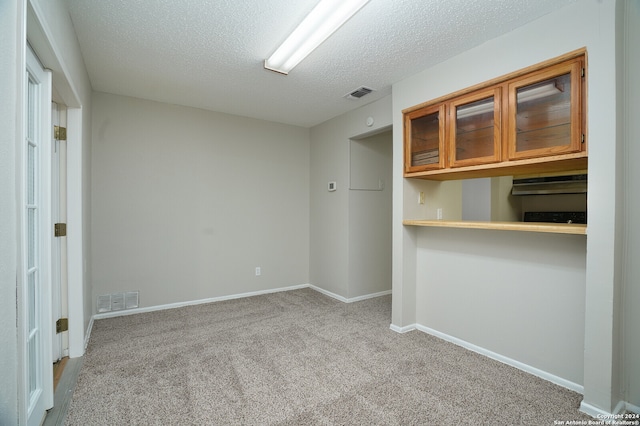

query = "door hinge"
[54, 223, 67, 237]
[54, 125, 67, 141]
[56, 318, 68, 333]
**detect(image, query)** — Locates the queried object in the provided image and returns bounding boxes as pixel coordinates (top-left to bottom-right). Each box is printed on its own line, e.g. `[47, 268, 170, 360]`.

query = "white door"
[23, 46, 54, 426]
[51, 101, 69, 362]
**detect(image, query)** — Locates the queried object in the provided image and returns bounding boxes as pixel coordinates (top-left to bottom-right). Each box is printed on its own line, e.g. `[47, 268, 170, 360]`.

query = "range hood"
[511, 174, 587, 196]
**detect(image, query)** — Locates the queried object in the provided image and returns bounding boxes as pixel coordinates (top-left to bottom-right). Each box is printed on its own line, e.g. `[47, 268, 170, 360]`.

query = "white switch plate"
[255, 267, 261, 276]
[437, 208, 443, 220]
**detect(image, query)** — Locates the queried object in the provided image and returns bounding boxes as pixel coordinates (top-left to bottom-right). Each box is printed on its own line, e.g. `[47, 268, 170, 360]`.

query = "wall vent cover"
[111, 292, 125, 311]
[97, 291, 140, 313]
[97, 295, 111, 313]
[344, 86, 375, 100]
[125, 291, 139, 309]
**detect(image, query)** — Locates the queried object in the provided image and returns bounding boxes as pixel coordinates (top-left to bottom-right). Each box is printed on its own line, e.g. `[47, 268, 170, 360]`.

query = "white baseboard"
[414, 324, 584, 395]
[93, 283, 311, 320]
[309, 285, 391, 303]
[615, 400, 629, 415]
[84, 316, 94, 351]
[347, 289, 392, 303]
[307, 285, 349, 303]
[389, 323, 417, 333]
[627, 402, 640, 414]
[580, 399, 627, 419]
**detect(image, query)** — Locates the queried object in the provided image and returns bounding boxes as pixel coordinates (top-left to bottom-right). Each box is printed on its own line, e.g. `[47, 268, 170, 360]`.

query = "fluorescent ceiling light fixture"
[517, 82, 562, 103]
[264, 0, 370, 75]
[456, 83, 563, 119]
[456, 99, 494, 119]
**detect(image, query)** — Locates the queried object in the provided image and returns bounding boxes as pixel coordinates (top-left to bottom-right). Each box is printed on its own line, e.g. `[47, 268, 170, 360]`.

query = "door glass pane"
[411, 111, 440, 166]
[28, 80, 36, 141]
[28, 144, 35, 204]
[28, 271, 36, 332]
[28, 335, 37, 396]
[28, 208, 36, 269]
[455, 97, 495, 161]
[516, 73, 571, 152]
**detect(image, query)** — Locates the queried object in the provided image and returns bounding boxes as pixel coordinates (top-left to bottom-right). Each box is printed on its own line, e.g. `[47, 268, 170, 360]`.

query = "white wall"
[416, 228, 586, 385]
[0, 1, 23, 423]
[91, 92, 310, 308]
[310, 96, 392, 299]
[462, 178, 491, 221]
[491, 176, 520, 222]
[392, 0, 622, 412]
[348, 131, 393, 298]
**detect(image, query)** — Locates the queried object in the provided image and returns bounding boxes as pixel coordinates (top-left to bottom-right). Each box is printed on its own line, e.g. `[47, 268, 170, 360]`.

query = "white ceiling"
[65, 0, 574, 128]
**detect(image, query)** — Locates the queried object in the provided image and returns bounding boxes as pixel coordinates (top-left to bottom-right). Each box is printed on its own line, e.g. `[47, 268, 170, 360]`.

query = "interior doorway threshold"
[43, 356, 83, 426]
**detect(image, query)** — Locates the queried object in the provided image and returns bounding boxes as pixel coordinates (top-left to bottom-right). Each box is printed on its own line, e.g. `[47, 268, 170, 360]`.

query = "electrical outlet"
[419, 192, 425, 204]
[437, 208, 443, 220]
[255, 267, 261, 276]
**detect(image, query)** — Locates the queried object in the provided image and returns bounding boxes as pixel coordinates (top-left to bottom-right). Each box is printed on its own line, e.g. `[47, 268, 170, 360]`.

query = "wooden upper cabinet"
[449, 87, 502, 167]
[403, 49, 587, 180]
[404, 104, 446, 173]
[508, 58, 584, 160]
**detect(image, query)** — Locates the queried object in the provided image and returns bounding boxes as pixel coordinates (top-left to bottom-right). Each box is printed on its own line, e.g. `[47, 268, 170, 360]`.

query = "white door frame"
[21, 44, 54, 426]
[51, 101, 61, 362]
[27, 0, 86, 361]
[51, 101, 69, 362]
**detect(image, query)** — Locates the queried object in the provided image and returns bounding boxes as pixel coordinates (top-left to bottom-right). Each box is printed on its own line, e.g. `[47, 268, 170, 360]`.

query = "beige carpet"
[66, 288, 592, 425]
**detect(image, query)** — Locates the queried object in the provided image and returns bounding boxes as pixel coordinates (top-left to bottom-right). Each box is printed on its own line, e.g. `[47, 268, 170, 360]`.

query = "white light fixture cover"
[456, 98, 494, 119]
[456, 83, 563, 119]
[516, 82, 562, 103]
[264, 0, 371, 75]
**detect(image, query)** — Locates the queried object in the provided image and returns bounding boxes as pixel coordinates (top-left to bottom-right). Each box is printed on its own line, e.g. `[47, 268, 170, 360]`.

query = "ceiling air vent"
[344, 86, 375, 100]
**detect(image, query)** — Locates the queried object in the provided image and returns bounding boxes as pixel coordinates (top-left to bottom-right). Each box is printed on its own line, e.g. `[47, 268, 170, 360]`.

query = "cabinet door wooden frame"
[449, 86, 502, 168]
[507, 58, 584, 160]
[404, 104, 446, 173]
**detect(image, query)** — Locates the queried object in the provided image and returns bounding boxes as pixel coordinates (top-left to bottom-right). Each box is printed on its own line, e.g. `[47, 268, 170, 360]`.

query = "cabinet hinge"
[54, 125, 67, 141]
[56, 318, 68, 333]
[581, 68, 585, 78]
[54, 223, 67, 237]
[582, 134, 585, 143]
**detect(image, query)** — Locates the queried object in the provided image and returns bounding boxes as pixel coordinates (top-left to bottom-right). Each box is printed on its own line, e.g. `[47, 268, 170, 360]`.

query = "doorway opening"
[348, 128, 393, 299]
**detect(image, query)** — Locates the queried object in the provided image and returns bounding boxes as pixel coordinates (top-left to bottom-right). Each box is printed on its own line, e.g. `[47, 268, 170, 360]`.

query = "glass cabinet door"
[449, 87, 502, 167]
[508, 58, 583, 160]
[404, 104, 445, 172]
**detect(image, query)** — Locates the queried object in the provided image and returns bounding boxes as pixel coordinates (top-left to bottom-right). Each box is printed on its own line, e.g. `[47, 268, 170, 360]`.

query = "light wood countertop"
[403, 220, 587, 235]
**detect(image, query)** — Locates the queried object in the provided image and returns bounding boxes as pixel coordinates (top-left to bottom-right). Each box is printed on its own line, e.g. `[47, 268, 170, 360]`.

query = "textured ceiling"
[65, 0, 574, 128]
